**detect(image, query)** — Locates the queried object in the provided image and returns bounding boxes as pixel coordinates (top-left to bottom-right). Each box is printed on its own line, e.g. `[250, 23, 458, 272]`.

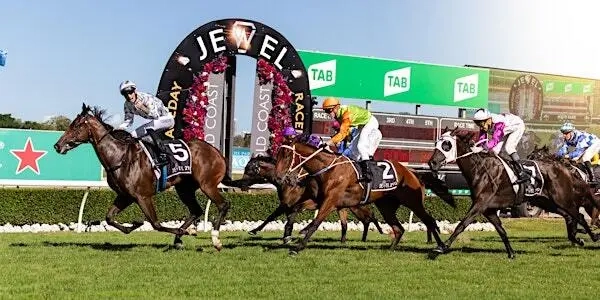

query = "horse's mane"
[251, 154, 276, 164]
[89, 106, 136, 144]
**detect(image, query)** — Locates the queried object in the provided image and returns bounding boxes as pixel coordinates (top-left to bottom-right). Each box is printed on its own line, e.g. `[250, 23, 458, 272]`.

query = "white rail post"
[77, 187, 90, 233]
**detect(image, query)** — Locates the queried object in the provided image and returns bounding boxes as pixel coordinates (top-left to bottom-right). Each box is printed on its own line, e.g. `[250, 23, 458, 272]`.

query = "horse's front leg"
[136, 195, 188, 236]
[290, 198, 337, 255]
[249, 204, 286, 236]
[106, 195, 144, 234]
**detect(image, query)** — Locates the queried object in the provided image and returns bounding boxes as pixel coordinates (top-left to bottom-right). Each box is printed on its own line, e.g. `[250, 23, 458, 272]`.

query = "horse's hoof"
[248, 230, 258, 236]
[282, 236, 293, 244]
[508, 252, 516, 259]
[289, 249, 299, 256]
[196, 246, 204, 252]
[214, 243, 223, 252]
[173, 242, 184, 250]
[593, 234, 600, 242]
[427, 250, 441, 260]
[340, 238, 347, 244]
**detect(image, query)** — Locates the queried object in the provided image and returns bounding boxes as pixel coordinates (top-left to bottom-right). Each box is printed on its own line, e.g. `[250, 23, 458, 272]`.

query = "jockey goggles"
[120, 87, 136, 96]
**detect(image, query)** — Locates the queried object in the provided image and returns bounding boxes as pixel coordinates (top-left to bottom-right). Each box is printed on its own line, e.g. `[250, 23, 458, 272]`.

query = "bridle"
[79, 115, 125, 173]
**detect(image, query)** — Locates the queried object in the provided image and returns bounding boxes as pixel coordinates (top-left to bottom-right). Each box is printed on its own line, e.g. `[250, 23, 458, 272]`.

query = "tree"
[0, 114, 23, 128]
[233, 133, 251, 147]
[43, 115, 72, 131]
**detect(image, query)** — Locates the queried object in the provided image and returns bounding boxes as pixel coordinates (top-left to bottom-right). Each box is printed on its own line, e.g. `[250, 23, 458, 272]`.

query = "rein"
[280, 144, 352, 179]
[86, 119, 124, 173]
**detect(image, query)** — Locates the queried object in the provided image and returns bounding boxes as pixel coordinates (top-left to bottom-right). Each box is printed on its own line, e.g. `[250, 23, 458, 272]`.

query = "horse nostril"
[53, 143, 59, 151]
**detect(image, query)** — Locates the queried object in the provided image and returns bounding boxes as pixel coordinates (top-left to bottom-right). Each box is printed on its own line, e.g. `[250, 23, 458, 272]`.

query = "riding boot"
[509, 152, 529, 184]
[146, 129, 168, 168]
[359, 159, 373, 183]
[584, 161, 598, 186]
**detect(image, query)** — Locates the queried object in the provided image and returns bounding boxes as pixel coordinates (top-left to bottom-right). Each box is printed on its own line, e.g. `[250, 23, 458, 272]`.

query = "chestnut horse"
[273, 140, 456, 254]
[54, 104, 231, 250]
[428, 128, 599, 259]
[527, 144, 600, 228]
[230, 154, 385, 244]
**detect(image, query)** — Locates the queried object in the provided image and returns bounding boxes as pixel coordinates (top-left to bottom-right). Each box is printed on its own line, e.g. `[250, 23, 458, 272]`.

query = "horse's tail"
[415, 171, 456, 208]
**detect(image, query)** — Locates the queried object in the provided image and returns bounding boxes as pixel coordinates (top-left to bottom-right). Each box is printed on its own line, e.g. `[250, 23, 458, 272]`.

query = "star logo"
[10, 137, 48, 175]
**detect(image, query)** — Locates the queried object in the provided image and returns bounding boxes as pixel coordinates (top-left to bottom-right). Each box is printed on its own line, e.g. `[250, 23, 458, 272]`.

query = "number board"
[373, 113, 438, 141]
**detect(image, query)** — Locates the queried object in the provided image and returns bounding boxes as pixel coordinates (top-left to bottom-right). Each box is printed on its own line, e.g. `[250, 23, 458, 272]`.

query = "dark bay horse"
[54, 104, 231, 250]
[428, 128, 600, 259]
[528, 145, 600, 228]
[273, 140, 456, 254]
[230, 155, 385, 244]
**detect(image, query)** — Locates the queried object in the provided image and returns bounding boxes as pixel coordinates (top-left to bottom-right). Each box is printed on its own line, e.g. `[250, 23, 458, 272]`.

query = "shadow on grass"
[9, 241, 174, 252]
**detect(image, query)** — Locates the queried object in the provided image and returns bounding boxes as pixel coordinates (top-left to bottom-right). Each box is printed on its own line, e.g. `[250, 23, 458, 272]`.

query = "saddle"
[138, 139, 192, 193]
[496, 155, 544, 197]
[350, 159, 399, 204]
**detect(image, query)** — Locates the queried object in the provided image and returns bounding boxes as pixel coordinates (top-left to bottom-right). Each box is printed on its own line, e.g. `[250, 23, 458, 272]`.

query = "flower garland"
[182, 56, 229, 141]
[256, 59, 293, 155]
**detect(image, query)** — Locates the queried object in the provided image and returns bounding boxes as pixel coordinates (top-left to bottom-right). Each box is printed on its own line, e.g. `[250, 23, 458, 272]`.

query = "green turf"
[0, 218, 598, 299]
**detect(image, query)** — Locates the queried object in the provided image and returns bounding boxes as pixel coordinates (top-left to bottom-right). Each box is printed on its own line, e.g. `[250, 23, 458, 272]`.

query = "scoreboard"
[312, 109, 459, 167]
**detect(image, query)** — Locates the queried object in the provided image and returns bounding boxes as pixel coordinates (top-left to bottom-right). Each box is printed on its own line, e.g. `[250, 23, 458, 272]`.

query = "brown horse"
[527, 144, 600, 228]
[428, 128, 600, 259]
[230, 154, 385, 244]
[54, 103, 231, 250]
[272, 140, 456, 254]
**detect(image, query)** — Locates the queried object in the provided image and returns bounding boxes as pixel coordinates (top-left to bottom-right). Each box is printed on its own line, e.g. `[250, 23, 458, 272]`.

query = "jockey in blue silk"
[117, 80, 174, 168]
[556, 122, 600, 185]
[282, 126, 322, 148]
[331, 120, 358, 157]
[472, 108, 530, 184]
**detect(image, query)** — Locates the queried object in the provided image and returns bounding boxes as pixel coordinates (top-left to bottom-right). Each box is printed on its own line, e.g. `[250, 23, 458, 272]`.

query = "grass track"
[0, 218, 599, 299]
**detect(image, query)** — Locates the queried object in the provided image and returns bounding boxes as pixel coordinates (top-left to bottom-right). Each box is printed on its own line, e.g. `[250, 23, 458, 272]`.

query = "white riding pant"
[348, 116, 381, 161]
[491, 122, 525, 156]
[131, 115, 175, 142]
[577, 140, 600, 162]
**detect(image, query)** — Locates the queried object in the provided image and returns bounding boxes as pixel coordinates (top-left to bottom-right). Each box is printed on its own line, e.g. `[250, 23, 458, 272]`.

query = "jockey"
[472, 108, 530, 184]
[322, 97, 381, 182]
[282, 126, 321, 148]
[117, 80, 174, 168]
[556, 122, 600, 185]
[331, 120, 358, 157]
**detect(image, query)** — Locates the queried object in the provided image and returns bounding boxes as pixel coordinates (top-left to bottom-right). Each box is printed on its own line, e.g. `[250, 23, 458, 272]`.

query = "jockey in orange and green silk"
[321, 97, 382, 183]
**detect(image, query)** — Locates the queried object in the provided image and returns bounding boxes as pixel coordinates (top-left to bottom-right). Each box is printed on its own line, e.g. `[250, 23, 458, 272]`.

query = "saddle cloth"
[497, 156, 544, 197]
[350, 159, 399, 191]
[139, 139, 192, 180]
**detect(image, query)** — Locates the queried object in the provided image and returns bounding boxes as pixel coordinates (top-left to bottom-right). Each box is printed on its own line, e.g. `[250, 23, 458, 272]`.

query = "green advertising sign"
[298, 50, 489, 108]
[0, 129, 103, 184]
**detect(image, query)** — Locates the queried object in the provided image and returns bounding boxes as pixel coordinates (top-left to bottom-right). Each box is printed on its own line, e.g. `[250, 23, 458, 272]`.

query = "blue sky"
[1, 0, 599, 132]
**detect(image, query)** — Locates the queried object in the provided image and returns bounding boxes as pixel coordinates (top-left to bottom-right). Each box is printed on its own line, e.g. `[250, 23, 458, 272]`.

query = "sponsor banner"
[299, 50, 489, 108]
[250, 72, 274, 156]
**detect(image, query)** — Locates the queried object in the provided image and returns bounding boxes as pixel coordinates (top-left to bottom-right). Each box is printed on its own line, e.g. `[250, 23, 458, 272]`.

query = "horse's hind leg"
[483, 208, 516, 259]
[374, 197, 405, 250]
[349, 205, 381, 242]
[106, 195, 144, 234]
[199, 183, 230, 251]
[338, 209, 348, 244]
[173, 181, 204, 249]
[404, 198, 445, 248]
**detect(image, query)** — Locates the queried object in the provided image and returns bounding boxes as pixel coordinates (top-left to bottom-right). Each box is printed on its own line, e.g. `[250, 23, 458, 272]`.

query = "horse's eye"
[441, 141, 452, 152]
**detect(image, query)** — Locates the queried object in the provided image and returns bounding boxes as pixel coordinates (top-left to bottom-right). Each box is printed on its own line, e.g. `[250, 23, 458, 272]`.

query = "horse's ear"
[450, 126, 458, 135]
[81, 102, 87, 112]
[443, 126, 449, 133]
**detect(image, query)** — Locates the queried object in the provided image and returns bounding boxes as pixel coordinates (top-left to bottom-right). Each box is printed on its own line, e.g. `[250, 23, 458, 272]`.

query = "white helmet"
[560, 122, 575, 134]
[119, 80, 136, 94]
[473, 108, 492, 121]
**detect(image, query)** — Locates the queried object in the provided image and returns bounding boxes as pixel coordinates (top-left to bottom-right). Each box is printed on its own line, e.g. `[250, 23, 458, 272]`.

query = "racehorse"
[428, 128, 600, 259]
[54, 103, 231, 250]
[527, 144, 600, 228]
[230, 154, 385, 244]
[273, 139, 456, 254]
